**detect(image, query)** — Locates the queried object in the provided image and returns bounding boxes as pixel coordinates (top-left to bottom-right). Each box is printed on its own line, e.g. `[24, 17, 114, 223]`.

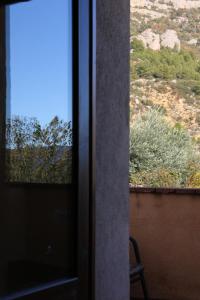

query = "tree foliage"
[131, 38, 200, 80]
[6, 116, 72, 184]
[129, 109, 200, 187]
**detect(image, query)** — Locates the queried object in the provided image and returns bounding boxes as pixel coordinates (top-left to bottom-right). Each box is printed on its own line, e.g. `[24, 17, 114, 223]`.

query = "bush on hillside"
[129, 109, 200, 187]
[187, 172, 200, 188]
[131, 39, 200, 80]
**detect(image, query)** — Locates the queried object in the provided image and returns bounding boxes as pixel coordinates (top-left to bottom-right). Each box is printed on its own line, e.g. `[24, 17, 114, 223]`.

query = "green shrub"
[129, 109, 200, 187]
[170, 80, 200, 104]
[131, 38, 145, 52]
[130, 168, 179, 188]
[192, 85, 200, 95]
[187, 172, 200, 188]
[131, 46, 200, 81]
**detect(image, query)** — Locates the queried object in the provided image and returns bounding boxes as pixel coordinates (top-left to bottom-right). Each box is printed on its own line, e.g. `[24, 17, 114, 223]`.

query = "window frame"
[0, 0, 95, 299]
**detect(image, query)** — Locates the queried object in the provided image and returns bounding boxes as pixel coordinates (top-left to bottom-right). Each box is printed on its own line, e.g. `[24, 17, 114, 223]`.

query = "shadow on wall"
[130, 190, 200, 300]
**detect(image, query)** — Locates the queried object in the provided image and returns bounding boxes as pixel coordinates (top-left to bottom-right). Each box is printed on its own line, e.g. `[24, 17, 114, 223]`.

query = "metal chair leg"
[141, 272, 149, 300]
[129, 237, 149, 300]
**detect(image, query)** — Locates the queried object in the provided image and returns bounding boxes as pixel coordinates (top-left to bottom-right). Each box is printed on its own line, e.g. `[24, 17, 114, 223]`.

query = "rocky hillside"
[131, 0, 200, 11]
[130, 0, 200, 139]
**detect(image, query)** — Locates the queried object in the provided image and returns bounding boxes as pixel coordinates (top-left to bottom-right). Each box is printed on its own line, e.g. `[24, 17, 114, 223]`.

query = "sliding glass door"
[0, 0, 92, 299]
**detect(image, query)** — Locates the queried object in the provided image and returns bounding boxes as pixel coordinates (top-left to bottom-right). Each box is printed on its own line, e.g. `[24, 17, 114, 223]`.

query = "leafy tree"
[6, 116, 72, 184]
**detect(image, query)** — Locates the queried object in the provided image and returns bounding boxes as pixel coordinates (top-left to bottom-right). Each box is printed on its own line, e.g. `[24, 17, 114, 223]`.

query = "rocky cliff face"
[137, 29, 160, 50]
[161, 30, 181, 51]
[137, 29, 181, 51]
[130, 0, 200, 138]
[131, 0, 200, 10]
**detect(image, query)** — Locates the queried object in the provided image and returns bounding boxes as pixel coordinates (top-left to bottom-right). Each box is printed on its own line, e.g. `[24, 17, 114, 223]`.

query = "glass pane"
[6, 0, 72, 184]
[0, 1, 77, 298]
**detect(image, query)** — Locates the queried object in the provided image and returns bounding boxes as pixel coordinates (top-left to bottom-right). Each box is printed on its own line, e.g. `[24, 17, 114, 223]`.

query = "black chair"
[129, 236, 149, 300]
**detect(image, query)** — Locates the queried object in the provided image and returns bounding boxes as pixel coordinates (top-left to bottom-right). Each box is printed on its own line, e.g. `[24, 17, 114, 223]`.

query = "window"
[6, 0, 72, 184]
[0, 2, 77, 298]
[130, 0, 200, 189]
[0, 0, 92, 298]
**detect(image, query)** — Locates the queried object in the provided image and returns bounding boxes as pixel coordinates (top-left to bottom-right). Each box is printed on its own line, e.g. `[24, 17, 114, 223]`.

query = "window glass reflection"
[6, 0, 72, 184]
[0, 1, 77, 297]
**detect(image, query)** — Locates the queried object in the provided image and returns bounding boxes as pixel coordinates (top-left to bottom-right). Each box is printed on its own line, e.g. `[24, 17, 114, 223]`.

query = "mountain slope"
[130, 0, 200, 139]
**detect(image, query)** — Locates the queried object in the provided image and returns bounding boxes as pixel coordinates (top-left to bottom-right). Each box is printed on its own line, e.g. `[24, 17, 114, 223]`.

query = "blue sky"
[7, 0, 72, 125]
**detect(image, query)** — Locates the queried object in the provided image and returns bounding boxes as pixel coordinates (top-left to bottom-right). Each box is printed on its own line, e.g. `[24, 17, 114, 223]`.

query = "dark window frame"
[0, 0, 95, 299]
